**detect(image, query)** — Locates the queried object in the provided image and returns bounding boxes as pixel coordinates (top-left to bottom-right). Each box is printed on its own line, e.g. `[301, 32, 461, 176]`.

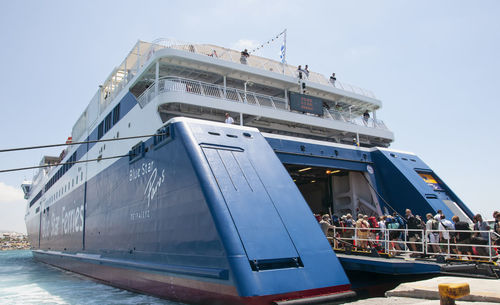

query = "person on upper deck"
[240, 49, 250, 64]
[329, 73, 337, 86]
[297, 65, 303, 79]
[224, 113, 234, 124]
[304, 65, 310, 78]
[363, 111, 370, 125]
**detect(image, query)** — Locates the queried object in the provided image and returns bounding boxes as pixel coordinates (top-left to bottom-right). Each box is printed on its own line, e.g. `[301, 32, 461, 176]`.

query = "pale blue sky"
[1, 1, 499, 233]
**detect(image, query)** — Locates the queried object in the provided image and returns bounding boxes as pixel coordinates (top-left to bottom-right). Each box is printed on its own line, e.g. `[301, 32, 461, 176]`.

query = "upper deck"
[72, 39, 394, 147]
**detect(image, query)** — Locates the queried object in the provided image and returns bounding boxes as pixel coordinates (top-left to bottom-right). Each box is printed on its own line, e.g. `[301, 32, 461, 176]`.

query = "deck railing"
[143, 39, 377, 99]
[329, 226, 500, 262]
[137, 76, 388, 130]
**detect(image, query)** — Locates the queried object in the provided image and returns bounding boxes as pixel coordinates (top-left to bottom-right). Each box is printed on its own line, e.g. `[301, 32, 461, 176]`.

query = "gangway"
[325, 226, 500, 279]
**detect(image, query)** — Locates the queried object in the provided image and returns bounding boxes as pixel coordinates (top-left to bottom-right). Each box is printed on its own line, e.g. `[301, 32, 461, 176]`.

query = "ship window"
[208, 132, 220, 136]
[226, 134, 238, 138]
[154, 125, 173, 150]
[112, 103, 120, 125]
[98, 121, 104, 140]
[76, 176, 78, 184]
[29, 191, 42, 207]
[81, 172, 83, 181]
[243, 132, 252, 138]
[129, 141, 145, 164]
[104, 113, 112, 133]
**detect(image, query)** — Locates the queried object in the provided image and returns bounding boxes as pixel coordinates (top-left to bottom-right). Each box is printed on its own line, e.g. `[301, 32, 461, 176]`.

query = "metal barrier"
[330, 226, 500, 262]
[137, 76, 388, 130]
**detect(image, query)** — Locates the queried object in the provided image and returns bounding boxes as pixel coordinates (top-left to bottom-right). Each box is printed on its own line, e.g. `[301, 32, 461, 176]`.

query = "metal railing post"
[488, 231, 492, 261]
[198, 81, 205, 96]
[354, 227, 358, 250]
[223, 75, 227, 98]
[424, 229, 427, 256]
[155, 60, 159, 97]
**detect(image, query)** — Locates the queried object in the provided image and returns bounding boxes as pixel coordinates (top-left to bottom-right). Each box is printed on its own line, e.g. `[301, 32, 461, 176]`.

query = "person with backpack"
[426, 213, 443, 255]
[342, 214, 355, 246]
[356, 214, 370, 250]
[439, 214, 455, 255]
[386, 216, 401, 254]
[393, 212, 406, 240]
[452, 215, 472, 258]
[368, 216, 380, 243]
[405, 209, 422, 253]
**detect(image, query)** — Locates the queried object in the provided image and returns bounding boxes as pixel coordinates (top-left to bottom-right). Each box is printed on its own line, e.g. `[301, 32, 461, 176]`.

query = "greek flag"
[279, 43, 286, 63]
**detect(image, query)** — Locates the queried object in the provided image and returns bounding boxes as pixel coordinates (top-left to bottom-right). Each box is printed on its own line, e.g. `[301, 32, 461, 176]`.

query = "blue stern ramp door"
[202, 146, 302, 269]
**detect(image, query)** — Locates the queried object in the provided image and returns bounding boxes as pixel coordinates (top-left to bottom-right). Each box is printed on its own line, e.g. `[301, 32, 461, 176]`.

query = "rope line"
[0, 154, 131, 174]
[0, 133, 167, 153]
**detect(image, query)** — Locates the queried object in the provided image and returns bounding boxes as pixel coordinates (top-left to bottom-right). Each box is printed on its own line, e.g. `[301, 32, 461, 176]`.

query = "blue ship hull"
[26, 99, 474, 304]
[28, 118, 357, 304]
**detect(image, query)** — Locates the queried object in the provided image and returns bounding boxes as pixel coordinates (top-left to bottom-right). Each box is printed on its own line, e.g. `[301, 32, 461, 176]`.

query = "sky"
[0, 1, 499, 233]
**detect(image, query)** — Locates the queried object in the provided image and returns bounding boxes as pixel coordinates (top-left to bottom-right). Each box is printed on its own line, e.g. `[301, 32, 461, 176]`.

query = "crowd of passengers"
[316, 210, 500, 259]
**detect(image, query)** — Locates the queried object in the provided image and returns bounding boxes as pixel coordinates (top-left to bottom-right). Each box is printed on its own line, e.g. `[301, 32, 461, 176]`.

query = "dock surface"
[344, 276, 500, 304]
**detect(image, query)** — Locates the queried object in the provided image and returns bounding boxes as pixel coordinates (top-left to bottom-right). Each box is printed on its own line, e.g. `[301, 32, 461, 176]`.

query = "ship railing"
[141, 39, 377, 100]
[326, 109, 387, 129]
[330, 227, 500, 262]
[137, 76, 389, 131]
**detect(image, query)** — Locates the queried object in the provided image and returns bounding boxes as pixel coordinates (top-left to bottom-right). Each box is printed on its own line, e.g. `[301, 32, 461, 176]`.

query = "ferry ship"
[22, 39, 476, 304]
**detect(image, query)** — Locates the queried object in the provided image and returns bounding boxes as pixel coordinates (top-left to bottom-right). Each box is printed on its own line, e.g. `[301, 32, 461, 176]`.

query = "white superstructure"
[25, 39, 394, 230]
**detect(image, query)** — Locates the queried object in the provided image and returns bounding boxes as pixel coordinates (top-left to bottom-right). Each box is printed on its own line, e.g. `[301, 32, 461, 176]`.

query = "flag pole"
[282, 28, 287, 75]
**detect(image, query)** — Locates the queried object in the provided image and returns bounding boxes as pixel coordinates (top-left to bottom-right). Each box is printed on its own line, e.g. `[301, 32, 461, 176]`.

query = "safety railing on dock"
[329, 227, 500, 262]
[137, 76, 388, 130]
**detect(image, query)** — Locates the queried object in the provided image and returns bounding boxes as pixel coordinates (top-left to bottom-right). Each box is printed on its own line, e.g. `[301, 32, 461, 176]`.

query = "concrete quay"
[343, 276, 500, 305]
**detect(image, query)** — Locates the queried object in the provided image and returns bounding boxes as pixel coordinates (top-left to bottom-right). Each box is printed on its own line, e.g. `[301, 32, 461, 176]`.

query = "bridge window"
[98, 121, 104, 140]
[104, 113, 112, 133]
[112, 103, 120, 125]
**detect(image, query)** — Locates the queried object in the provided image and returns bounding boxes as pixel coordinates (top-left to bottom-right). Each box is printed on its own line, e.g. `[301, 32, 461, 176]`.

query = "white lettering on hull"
[42, 204, 84, 238]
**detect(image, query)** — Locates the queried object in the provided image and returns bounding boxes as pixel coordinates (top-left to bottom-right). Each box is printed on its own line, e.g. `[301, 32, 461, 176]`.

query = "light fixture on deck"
[298, 167, 312, 173]
[311, 180, 316, 183]
[326, 170, 341, 175]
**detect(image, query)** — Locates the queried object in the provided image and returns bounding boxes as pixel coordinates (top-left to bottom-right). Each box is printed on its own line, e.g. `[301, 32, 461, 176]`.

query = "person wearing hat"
[356, 214, 370, 250]
[319, 214, 334, 237]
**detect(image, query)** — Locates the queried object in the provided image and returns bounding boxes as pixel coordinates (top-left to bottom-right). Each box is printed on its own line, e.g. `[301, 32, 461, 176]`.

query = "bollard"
[438, 283, 470, 305]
